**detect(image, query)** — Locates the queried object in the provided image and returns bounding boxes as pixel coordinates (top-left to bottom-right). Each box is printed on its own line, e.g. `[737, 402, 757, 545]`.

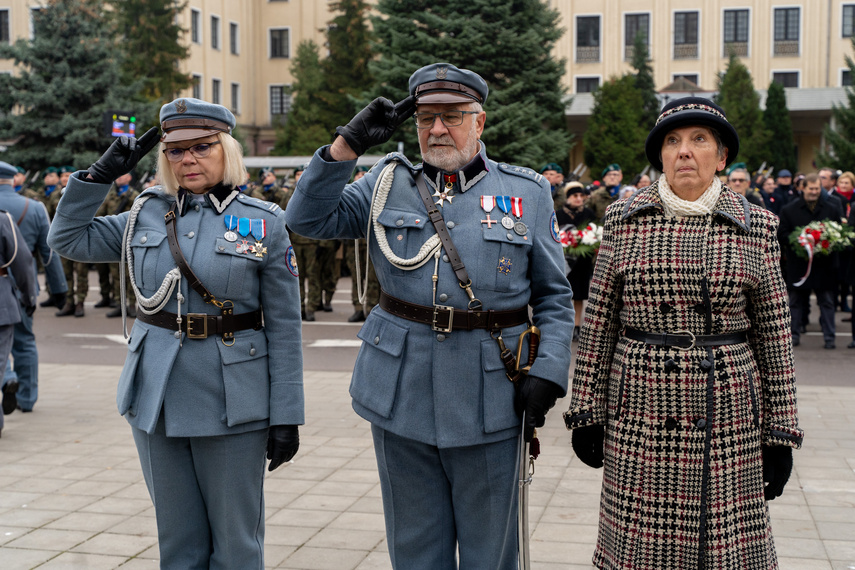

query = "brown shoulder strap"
[16, 199, 30, 226]
[164, 202, 217, 304]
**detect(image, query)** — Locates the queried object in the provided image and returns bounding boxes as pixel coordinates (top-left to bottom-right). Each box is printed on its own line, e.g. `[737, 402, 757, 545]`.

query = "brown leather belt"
[624, 326, 747, 350]
[136, 309, 263, 339]
[379, 290, 528, 333]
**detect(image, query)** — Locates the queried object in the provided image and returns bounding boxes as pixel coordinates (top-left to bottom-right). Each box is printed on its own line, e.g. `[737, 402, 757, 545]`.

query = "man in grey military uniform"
[0, 161, 67, 414]
[0, 208, 37, 435]
[286, 63, 573, 569]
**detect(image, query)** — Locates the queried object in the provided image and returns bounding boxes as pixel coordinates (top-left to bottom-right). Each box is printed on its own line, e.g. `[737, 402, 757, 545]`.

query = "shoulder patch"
[237, 194, 282, 215]
[498, 163, 546, 185]
[286, 245, 299, 277]
[550, 211, 561, 242]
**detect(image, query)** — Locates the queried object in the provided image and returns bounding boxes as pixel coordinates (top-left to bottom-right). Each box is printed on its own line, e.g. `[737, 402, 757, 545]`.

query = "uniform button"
[374, 336, 380, 345]
[436, 334, 445, 342]
[700, 359, 712, 371]
[174, 331, 181, 339]
[665, 418, 679, 429]
[396, 219, 403, 227]
[250, 348, 257, 356]
[664, 358, 678, 373]
[695, 418, 707, 429]
[218, 245, 224, 251]
[442, 255, 449, 263]
[447, 221, 455, 229]
[507, 233, 513, 240]
[140, 236, 147, 244]
[195, 204, 201, 212]
[439, 293, 448, 302]
[188, 231, 195, 238]
[659, 302, 671, 314]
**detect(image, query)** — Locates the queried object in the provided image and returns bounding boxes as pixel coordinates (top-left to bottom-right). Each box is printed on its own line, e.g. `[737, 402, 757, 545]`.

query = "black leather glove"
[514, 376, 563, 442]
[572, 424, 605, 468]
[24, 303, 36, 317]
[87, 126, 160, 184]
[51, 292, 67, 310]
[762, 445, 792, 501]
[267, 424, 300, 471]
[334, 96, 416, 156]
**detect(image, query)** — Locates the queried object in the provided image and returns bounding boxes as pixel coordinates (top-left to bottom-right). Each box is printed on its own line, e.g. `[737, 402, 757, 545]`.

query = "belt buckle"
[186, 313, 208, 339]
[672, 329, 696, 351]
[432, 305, 454, 333]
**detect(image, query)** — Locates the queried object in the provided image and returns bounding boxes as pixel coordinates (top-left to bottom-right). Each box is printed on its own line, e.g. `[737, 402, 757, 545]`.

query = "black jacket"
[778, 196, 842, 289]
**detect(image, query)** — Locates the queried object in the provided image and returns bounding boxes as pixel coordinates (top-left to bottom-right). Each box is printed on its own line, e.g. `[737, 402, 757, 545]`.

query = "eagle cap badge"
[436, 66, 448, 80]
[175, 99, 187, 113]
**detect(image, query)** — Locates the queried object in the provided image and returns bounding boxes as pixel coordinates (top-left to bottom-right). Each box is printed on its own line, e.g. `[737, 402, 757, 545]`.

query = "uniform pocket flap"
[357, 314, 408, 357]
[127, 326, 148, 352]
[214, 238, 264, 262]
[219, 332, 270, 365]
[376, 208, 427, 230]
[481, 227, 533, 247]
[131, 229, 167, 248]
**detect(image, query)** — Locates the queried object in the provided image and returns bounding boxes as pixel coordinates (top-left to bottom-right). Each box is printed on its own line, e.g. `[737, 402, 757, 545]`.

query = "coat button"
[195, 204, 201, 212]
[140, 236, 147, 244]
[665, 418, 679, 429]
[695, 418, 707, 429]
[373, 336, 380, 345]
[439, 293, 448, 302]
[218, 245, 224, 251]
[250, 348, 256, 356]
[659, 302, 671, 314]
[447, 221, 455, 229]
[174, 331, 181, 339]
[664, 358, 678, 372]
[700, 359, 712, 371]
[507, 233, 513, 240]
[396, 219, 403, 227]
[442, 255, 449, 262]
[188, 231, 195, 238]
[437, 334, 445, 342]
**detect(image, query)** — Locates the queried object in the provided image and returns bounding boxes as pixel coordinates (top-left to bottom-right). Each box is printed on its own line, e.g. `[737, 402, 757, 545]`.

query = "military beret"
[355, 166, 370, 172]
[44, 166, 59, 174]
[15, 166, 25, 174]
[260, 167, 274, 176]
[159, 97, 236, 143]
[645, 96, 739, 171]
[60, 165, 75, 174]
[0, 161, 17, 178]
[409, 63, 488, 105]
[601, 163, 622, 177]
[540, 163, 563, 174]
[295, 164, 308, 173]
[725, 162, 747, 175]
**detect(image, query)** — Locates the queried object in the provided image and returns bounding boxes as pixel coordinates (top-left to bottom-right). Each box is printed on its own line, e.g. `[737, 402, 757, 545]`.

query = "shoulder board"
[236, 193, 282, 215]
[497, 163, 546, 185]
[137, 186, 171, 200]
[380, 152, 421, 174]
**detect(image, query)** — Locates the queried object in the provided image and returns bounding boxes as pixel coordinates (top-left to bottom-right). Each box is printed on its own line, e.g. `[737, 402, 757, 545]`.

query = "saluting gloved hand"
[87, 126, 160, 184]
[572, 424, 605, 468]
[514, 376, 563, 442]
[267, 424, 300, 471]
[335, 96, 416, 156]
[762, 445, 793, 501]
[50, 292, 67, 311]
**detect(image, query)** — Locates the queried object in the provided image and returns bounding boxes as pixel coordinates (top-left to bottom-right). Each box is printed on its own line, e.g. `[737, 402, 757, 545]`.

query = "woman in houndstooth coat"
[564, 98, 803, 570]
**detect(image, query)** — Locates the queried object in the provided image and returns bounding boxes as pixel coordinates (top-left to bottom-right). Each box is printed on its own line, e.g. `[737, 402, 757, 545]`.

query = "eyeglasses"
[728, 178, 747, 183]
[413, 111, 479, 129]
[162, 141, 221, 162]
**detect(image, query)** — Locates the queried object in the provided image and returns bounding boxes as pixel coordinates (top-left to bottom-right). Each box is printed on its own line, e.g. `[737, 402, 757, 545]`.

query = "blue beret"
[0, 161, 17, 178]
[409, 63, 488, 105]
[159, 97, 235, 143]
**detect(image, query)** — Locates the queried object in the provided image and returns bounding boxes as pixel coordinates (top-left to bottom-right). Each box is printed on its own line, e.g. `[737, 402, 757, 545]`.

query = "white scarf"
[657, 174, 722, 218]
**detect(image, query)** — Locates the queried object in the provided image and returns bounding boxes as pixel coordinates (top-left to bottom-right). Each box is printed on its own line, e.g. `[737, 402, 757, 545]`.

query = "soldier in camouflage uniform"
[249, 167, 288, 206]
[343, 167, 379, 322]
[96, 173, 139, 317]
[288, 166, 320, 321]
[585, 163, 622, 222]
[54, 166, 88, 317]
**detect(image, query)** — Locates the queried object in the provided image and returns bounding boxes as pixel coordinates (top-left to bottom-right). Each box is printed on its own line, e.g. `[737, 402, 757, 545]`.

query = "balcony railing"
[723, 41, 748, 57]
[674, 44, 698, 59]
[576, 46, 600, 63]
[774, 40, 799, 56]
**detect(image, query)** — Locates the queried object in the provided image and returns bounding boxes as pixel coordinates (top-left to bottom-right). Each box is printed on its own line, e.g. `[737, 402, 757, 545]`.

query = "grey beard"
[421, 125, 480, 172]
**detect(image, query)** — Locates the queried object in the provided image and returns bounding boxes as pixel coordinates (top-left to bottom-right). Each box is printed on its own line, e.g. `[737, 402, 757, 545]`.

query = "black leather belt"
[136, 309, 263, 339]
[379, 290, 528, 333]
[623, 326, 747, 350]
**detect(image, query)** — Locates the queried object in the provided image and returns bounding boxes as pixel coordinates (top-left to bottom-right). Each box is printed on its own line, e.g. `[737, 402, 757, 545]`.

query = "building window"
[576, 16, 600, 63]
[843, 5, 855, 38]
[192, 74, 202, 99]
[674, 11, 698, 59]
[576, 77, 600, 93]
[772, 72, 799, 88]
[212, 79, 221, 105]
[270, 85, 292, 119]
[843, 69, 852, 86]
[723, 9, 749, 57]
[673, 73, 700, 86]
[270, 28, 290, 59]
[774, 8, 799, 56]
[230, 22, 239, 55]
[231, 83, 240, 114]
[30, 7, 44, 39]
[191, 9, 201, 44]
[0, 10, 9, 43]
[624, 13, 650, 60]
[211, 15, 220, 50]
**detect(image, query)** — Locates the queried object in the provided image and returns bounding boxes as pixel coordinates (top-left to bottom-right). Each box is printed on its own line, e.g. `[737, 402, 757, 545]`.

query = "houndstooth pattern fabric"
[566, 182, 803, 570]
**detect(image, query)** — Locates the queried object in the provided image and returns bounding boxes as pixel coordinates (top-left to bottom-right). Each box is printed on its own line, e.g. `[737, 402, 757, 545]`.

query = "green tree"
[630, 31, 659, 133]
[0, 0, 153, 170]
[763, 80, 796, 174]
[271, 40, 329, 155]
[714, 54, 769, 172]
[815, 36, 855, 170]
[366, 0, 571, 168]
[583, 75, 647, 181]
[112, 0, 192, 111]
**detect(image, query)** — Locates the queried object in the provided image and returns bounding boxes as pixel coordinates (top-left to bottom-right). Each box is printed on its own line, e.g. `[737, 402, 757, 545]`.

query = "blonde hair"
[156, 132, 247, 195]
[838, 171, 855, 188]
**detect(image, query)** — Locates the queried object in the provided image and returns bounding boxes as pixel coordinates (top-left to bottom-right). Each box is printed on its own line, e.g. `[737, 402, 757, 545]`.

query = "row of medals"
[224, 229, 266, 257]
[434, 184, 528, 236]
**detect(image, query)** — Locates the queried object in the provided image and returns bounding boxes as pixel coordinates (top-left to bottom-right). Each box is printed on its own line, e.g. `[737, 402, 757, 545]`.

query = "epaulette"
[497, 163, 546, 185]
[137, 185, 170, 200]
[236, 193, 282, 215]
[381, 152, 421, 174]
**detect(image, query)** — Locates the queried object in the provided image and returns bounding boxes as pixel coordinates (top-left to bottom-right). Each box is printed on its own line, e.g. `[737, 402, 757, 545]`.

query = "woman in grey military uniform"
[48, 98, 303, 569]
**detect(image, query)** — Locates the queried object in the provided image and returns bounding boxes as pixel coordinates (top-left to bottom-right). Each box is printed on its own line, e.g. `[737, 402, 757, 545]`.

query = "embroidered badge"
[550, 211, 560, 243]
[498, 257, 512, 275]
[436, 66, 448, 80]
[175, 99, 187, 114]
[286, 246, 298, 276]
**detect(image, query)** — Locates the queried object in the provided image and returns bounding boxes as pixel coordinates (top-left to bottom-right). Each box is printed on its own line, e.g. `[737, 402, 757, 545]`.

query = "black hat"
[644, 97, 739, 171]
[564, 181, 586, 196]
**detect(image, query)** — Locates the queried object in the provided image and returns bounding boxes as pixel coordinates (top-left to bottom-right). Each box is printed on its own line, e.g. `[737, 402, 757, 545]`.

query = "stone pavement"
[0, 363, 853, 569]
